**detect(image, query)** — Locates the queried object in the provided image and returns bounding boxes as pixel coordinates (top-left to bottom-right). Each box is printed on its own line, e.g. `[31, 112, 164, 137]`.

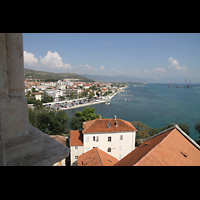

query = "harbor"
[34, 87, 127, 111]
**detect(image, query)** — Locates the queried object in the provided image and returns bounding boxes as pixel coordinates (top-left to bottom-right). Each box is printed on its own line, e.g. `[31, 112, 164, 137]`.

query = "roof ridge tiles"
[82, 118, 137, 134]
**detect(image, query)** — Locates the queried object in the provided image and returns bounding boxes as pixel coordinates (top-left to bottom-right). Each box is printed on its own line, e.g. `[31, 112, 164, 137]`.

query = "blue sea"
[66, 83, 200, 141]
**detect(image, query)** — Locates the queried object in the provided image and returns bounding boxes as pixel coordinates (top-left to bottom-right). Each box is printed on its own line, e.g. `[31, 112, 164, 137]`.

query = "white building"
[46, 89, 64, 102]
[70, 116, 137, 166]
[31, 92, 43, 101]
[70, 130, 84, 166]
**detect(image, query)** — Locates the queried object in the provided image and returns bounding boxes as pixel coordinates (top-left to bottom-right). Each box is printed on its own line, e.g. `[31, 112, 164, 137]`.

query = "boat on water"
[175, 86, 191, 88]
[105, 102, 111, 105]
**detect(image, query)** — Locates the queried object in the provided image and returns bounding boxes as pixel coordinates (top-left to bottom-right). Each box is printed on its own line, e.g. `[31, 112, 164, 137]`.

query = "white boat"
[105, 102, 111, 105]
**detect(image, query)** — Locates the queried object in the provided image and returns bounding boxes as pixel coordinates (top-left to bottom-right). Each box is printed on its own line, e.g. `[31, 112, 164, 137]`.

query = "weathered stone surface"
[0, 33, 69, 166]
[5, 125, 44, 165]
[6, 125, 69, 166]
[0, 141, 6, 165]
[0, 96, 29, 141]
[0, 33, 8, 98]
[5, 33, 25, 97]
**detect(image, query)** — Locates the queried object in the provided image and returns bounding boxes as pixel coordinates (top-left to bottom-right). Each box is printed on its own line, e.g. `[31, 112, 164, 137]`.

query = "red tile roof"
[70, 130, 83, 146]
[50, 135, 66, 146]
[114, 126, 200, 166]
[82, 119, 137, 134]
[78, 147, 118, 166]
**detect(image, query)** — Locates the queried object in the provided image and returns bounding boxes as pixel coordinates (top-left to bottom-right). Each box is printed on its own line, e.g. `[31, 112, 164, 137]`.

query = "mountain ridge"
[24, 68, 94, 82]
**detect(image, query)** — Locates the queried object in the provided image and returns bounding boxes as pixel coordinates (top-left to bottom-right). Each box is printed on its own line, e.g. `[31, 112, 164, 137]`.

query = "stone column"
[0, 33, 29, 141]
[0, 33, 8, 165]
[0, 33, 69, 166]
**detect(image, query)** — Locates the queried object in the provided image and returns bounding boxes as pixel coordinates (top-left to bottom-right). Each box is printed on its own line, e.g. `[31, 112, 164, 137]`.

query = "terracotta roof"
[70, 130, 83, 146]
[78, 147, 119, 166]
[50, 135, 66, 146]
[114, 125, 200, 166]
[82, 119, 137, 134]
[31, 92, 43, 95]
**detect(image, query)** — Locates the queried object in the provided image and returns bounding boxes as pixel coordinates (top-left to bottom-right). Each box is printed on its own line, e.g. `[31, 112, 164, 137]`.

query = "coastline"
[26, 86, 128, 111]
[59, 86, 127, 111]
[60, 99, 107, 110]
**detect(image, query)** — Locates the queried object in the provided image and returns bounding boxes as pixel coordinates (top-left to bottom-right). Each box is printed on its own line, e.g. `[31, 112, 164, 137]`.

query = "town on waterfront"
[25, 72, 200, 166]
[25, 75, 127, 110]
[2, 33, 200, 166]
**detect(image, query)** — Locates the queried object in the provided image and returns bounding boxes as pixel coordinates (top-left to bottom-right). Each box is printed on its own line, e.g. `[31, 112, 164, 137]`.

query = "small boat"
[105, 102, 111, 105]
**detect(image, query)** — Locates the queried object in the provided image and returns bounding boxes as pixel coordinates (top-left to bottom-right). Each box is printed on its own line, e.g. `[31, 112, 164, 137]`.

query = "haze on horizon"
[23, 33, 200, 83]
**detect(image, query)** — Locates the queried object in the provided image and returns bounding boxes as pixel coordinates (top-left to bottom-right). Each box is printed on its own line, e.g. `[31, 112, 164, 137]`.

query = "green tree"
[59, 96, 65, 101]
[69, 92, 75, 100]
[178, 122, 190, 135]
[32, 87, 36, 93]
[159, 123, 175, 132]
[70, 107, 101, 130]
[28, 107, 69, 135]
[160, 122, 190, 135]
[32, 99, 43, 109]
[132, 121, 151, 138]
[41, 93, 53, 103]
[89, 91, 95, 99]
[195, 121, 200, 135]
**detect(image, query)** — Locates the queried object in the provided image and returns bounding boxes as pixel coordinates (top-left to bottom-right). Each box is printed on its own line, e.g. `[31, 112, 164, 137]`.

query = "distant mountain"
[81, 74, 154, 83]
[24, 68, 94, 82]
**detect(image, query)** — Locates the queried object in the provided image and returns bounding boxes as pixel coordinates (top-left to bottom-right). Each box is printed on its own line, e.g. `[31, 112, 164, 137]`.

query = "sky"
[23, 33, 200, 83]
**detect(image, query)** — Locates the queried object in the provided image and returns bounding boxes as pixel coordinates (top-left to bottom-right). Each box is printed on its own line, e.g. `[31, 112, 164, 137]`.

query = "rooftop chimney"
[83, 122, 86, 129]
[114, 116, 118, 127]
[99, 115, 101, 120]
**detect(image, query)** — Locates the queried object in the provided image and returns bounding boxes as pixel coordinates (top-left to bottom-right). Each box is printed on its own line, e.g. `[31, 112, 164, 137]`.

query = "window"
[107, 147, 111, 152]
[93, 136, 99, 142]
[108, 137, 111, 142]
[75, 156, 78, 159]
[120, 135, 123, 140]
[75, 146, 78, 149]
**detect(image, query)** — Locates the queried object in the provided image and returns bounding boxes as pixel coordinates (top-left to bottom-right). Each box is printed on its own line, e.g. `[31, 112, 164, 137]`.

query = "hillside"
[24, 68, 94, 82]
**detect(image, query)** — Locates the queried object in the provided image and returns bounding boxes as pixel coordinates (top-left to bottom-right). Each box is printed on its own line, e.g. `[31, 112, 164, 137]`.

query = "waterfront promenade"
[28, 86, 126, 111]
[59, 91, 120, 110]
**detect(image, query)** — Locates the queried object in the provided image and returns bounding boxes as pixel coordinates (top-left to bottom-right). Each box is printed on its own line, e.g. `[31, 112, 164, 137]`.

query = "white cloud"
[153, 67, 166, 73]
[40, 51, 72, 69]
[168, 57, 188, 72]
[100, 65, 105, 71]
[24, 51, 39, 66]
[84, 64, 99, 72]
[142, 57, 188, 78]
[40, 51, 63, 68]
[24, 51, 107, 75]
[24, 50, 72, 70]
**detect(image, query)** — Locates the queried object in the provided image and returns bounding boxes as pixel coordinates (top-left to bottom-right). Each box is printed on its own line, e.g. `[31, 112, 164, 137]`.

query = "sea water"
[66, 83, 200, 141]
